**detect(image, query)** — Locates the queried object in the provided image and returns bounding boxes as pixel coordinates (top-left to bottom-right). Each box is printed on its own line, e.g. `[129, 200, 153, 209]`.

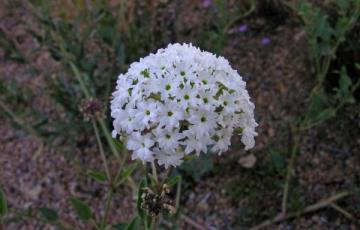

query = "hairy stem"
[101, 190, 114, 229]
[97, 118, 121, 162]
[92, 120, 112, 182]
[175, 176, 182, 211]
[151, 162, 159, 185]
[281, 135, 300, 213]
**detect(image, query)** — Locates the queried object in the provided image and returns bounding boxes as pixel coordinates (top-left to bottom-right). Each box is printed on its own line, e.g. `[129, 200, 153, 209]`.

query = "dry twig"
[250, 191, 351, 230]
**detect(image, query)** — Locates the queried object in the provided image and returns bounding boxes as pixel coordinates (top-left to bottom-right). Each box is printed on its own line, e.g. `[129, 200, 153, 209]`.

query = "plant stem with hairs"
[92, 120, 112, 182]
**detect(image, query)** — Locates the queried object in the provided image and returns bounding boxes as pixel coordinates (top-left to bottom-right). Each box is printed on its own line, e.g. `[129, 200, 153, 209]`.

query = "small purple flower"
[261, 37, 271, 45]
[202, 0, 212, 8]
[237, 24, 248, 33]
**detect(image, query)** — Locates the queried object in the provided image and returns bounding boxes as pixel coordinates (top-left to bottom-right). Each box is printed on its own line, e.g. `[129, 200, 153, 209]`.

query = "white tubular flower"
[127, 132, 155, 161]
[111, 43, 257, 167]
[154, 148, 184, 169]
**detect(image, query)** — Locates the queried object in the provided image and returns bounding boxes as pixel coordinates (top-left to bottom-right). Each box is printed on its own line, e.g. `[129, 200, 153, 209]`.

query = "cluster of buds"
[79, 98, 104, 121]
[141, 184, 176, 217]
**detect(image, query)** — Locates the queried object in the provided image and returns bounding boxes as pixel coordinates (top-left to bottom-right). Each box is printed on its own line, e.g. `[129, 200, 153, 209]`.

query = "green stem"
[70, 61, 122, 163]
[113, 149, 128, 186]
[150, 162, 160, 230]
[97, 118, 121, 162]
[281, 134, 300, 214]
[151, 162, 159, 185]
[175, 176, 182, 211]
[92, 120, 112, 182]
[101, 190, 114, 229]
[69, 62, 91, 98]
[301, 74, 360, 131]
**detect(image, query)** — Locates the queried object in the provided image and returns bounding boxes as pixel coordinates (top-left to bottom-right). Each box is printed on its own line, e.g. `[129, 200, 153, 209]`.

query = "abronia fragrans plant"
[111, 43, 257, 168]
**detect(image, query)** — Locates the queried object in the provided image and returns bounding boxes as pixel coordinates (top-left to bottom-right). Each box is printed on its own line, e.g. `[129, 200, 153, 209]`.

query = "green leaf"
[112, 139, 124, 152]
[313, 10, 333, 41]
[355, 63, 360, 70]
[307, 90, 331, 123]
[113, 222, 129, 230]
[336, 67, 354, 103]
[115, 163, 137, 186]
[314, 108, 336, 123]
[0, 187, 8, 216]
[183, 155, 197, 161]
[180, 153, 214, 181]
[335, 17, 350, 41]
[148, 175, 158, 187]
[338, 67, 352, 93]
[116, 42, 126, 65]
[25, 206, 33, 217]
[69, 197, 93, 221]
[336, 0, 350, 11]
[136, 178, 152, 228]
[269, 149, 284, 172]
[39, 207, 58, 222]
[165, 176, 181, 187]
[125, 216, 141, 230]
[137, 178, 148, 220]
[86, 169, 107, 184]
[298, 0, 311, 18]
[316, 42, 332, 56]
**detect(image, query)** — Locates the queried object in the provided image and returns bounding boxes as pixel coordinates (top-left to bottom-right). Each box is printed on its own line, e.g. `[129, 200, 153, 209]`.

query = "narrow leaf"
[39, 207, 58, 222]
[165, 176, 181, 187]
[70, 197, 92, 221]
[137, 178, 148, 220]
[115, 163, 137, 186]
[336, 0, 350, 11]
[125, 216, 141, 230]
[86, 169, 107, 184]
[269, 149, 285, 171]
[112, 139, 123, 152]
[113, 222, 129, 230]
[0, 187, 8, 216]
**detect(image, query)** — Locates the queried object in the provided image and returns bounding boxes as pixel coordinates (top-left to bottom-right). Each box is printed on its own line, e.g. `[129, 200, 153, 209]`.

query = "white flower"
[241, 127, 257, 150]
[176, 83, 199, 109]
[154, 148, 184, 169]
[133, 100, 159, 129]
[211, 127, 233, 154]
[188, 109, 217, 138]
[112, 109, 135, 133]
[111, 43, 257, 167]
[184, 133, 213, 155]
[157, 102, 184, 129]
[127, 132, 155, 161]
[153, 127, 184, 152]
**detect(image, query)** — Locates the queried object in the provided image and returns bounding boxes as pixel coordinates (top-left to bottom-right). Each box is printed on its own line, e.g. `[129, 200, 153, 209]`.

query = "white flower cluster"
[111, 43, 257, 168]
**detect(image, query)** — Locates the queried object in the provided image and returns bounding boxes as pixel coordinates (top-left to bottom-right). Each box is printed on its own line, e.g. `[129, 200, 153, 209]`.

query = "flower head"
[111, 43, 257, 167]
